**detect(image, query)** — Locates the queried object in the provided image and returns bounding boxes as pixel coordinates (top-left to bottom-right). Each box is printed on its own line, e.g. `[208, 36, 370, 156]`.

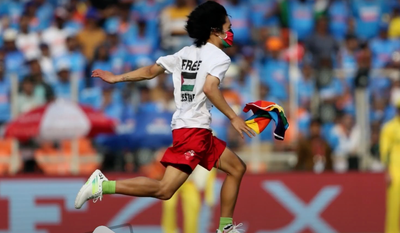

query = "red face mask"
[219, 29, 234, 48]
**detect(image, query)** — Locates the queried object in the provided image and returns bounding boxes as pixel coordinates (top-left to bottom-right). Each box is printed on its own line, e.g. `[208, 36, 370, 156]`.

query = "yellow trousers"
[162, 181, 201, 233]
[386, 172, 400, 233]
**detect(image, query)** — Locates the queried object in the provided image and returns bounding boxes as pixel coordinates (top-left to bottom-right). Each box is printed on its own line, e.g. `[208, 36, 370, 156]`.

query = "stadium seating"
[35, 138, 100, 175]
[0, 138, 22, 174]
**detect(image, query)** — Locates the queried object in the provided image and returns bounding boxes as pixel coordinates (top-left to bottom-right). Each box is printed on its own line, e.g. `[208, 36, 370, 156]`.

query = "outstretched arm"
[92, 64, 166, 84]
[203, 74, 255, 139]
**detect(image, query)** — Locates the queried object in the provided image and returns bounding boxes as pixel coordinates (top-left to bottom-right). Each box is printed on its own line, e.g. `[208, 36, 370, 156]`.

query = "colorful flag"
[243, 101, 289, 140]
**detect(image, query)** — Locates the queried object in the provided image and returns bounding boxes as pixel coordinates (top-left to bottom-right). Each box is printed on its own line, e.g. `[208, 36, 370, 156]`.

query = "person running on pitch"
[75, 2, 254, 232]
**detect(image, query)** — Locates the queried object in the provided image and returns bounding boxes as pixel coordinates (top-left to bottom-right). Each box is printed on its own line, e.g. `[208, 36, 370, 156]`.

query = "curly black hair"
[185, 1, 227, 47]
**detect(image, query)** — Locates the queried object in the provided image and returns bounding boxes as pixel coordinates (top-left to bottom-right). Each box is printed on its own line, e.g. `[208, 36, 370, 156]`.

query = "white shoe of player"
[75, 169, 108, 209]
[216, 223, 244, 233]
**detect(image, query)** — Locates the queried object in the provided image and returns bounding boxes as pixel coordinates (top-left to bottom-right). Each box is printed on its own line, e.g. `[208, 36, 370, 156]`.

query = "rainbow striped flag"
[243, 101, 289, 140]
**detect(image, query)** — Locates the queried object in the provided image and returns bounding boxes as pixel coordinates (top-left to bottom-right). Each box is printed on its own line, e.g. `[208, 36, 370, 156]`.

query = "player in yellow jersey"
[380, 100, 400, 233]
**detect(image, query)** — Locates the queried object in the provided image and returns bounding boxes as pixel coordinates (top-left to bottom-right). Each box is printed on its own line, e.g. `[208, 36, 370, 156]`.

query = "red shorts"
[160, 128, 227, 174]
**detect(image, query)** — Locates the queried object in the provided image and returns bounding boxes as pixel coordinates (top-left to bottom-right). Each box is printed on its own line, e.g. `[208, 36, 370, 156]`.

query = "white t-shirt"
[41, 27, 69, 57]
[15, 32, 40, 59]
[156, 42, 231, 130]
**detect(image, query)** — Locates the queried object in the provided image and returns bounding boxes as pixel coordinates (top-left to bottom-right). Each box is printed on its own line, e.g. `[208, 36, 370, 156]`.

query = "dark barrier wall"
[0, 173, 385, 233]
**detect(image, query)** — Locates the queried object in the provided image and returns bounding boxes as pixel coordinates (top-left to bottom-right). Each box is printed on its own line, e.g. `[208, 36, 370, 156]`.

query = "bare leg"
[216, 147, 246, 217]
[115, 165, 189, 200]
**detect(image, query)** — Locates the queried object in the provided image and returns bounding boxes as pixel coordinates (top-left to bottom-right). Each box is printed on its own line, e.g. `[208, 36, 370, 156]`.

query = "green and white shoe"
[216, 223, 244, 233]
[75, 169, 108, 209]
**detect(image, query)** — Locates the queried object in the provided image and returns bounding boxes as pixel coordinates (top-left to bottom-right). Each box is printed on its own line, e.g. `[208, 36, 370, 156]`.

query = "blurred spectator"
[33, 0, 54, 31]
[237, 45, 262, 70]
[91, 44, 112, 88]
[210, 106, 230, 142]
[388, 6, 400, 39]
[120, 88, 136, 124]
[249, 0, 279, 30]
[314, 0, 330, 18]
[0, 20, 10, 43]
[351, 41, 372, 95]
[370, 79, 393, 108]
[52, 62, 83, 100]
[391, 78, 400, 106]
[330, 113, 360, 172]
[17, 76, 42, 114]
[297, 106, 312, 138]
[149, 74, 169, 108]
[80, 86, 102, 109]
[15, 15, 40, 59]
[297, 63, 314, 109]
[54, 36, 86, 80]
[23, 1, 41, 32]
[287, 0, 315, 41]
[81, 85, 128, 121]
[259, 80, 280, 106]
[358, 41, 373, 68]
[107, 33, 130, 74]
[138, 86, 161, 114]
[64, 0, 88, 25]
[62, 0, 84, 35]
[131, 0, 164, 18]
[222, 64, 242, 105]
[76, 8, 106, 61]
[370, 24, 400, 69]
[337, 34, 359, 86]
[358, 42, 389, 101]
[101, 87, 123, 122]
[317, 59, 343, 106]
[126, 19, 157, 69]
[39, 43, 57, 85]
[28, 59, 54, 103]
[305, 16, 339, 67]
[104, 3, 137, 43]
[159, 0, 194, 52]
[224, 0, 251, 45]
[391, 50, 400, 69]
[336, 84, 354, 115]
[131, 0, 163, 36]
[369, 122, 380, 160]
[261, 36, 289, 103]
[0, 63, 11, 124]
[231, 66, 256, 106]
[295, 118, 333, 173]
[0, 0, 24, 29]
[2, 28, 25, 77]
[370, 97, 392, 124]
[327, 0, 350, 41]
[41, 7, 69, 57]
[351, 0, 389, 40]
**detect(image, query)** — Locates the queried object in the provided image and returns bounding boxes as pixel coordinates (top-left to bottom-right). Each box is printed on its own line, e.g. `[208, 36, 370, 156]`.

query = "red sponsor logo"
[184, 150, 195, 160]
